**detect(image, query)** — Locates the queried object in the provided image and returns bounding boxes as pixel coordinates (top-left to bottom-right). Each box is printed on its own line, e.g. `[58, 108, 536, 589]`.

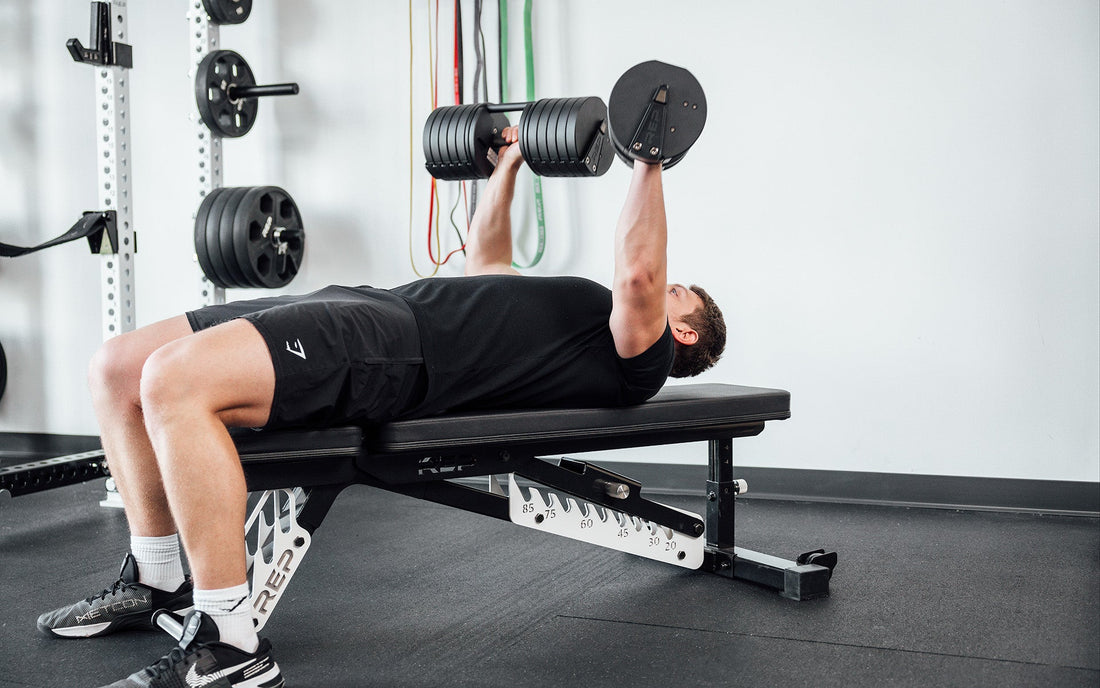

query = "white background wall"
[0, 0, 1096, 482]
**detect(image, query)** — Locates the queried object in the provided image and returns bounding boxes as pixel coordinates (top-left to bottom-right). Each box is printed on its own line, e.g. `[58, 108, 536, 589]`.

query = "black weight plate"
[463, 104, 492, 178]
[0, 338, 7, 405]
[206, 186, 247, 288]
[448, 105, 469, 177]
[539, 99, 563, 172]
[435, 106, 457, 174]
[202, 0, 252, 25]
[554, 97, 580, 173]
[607, 60, 707, 167]
[269, 189, 305, 287]
[436, 106, 459, 176]
[229, 187, 267, 288]
[429, 106, 461, 179]
[423, 107, 450, 177]
[194, 188, 226, 287]
[217, 187, 255, 288]
[545, 98, 571, 175]
[194, 50, 258, 138]
[235, 187, 304, 289]
[521, 99, 548, 172]
[524, 100, 547, 171]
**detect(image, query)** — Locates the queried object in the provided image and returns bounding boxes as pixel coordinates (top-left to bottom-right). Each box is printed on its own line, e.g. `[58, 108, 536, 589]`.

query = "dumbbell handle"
[484, 101, 532, 114]
[228, 83, 300, 100]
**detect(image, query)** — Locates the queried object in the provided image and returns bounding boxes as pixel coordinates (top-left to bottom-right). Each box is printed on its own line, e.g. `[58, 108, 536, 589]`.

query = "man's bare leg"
[88, 315, 194, 538]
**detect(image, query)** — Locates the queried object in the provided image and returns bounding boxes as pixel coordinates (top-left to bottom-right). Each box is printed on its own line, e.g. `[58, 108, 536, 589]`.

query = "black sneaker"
[98, 610, 284, 688]
[37, 554, 193, 638]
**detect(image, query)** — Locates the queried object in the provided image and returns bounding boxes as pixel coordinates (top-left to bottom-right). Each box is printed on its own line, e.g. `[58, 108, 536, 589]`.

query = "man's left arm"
[464, 127, 525, 276]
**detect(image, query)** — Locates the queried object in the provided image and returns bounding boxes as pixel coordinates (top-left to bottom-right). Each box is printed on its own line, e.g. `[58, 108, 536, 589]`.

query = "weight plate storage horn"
[607, 60, 707, 169]
[194, 187, 305, 289]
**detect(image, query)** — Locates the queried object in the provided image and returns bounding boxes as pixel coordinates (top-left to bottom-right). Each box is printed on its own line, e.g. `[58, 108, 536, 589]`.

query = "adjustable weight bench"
[234, 382, 837, 630]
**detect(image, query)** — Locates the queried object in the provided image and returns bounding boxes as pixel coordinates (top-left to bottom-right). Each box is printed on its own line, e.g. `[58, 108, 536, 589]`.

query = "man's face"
[666, 284, 702, 324]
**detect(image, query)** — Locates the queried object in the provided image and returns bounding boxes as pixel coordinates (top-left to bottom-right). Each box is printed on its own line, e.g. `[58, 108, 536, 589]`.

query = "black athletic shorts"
[186, 285, 427, 429]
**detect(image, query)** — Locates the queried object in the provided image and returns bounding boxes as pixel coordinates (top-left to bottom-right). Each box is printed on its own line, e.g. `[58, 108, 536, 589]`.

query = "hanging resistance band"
[508, 0, 546, 269]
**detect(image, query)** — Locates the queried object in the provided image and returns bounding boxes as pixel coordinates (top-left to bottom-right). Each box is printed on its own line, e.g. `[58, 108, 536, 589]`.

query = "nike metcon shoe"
[99, 610, 284, 688]
[36, 553, 193, 638]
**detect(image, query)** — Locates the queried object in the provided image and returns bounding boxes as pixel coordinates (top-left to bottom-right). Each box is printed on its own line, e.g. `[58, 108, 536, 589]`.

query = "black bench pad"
[369, 384, 790, 455]
[233, 384, 789, 466]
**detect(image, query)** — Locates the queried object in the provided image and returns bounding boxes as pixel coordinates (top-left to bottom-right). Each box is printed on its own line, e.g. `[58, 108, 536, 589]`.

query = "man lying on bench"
[37, 126, 726, 688]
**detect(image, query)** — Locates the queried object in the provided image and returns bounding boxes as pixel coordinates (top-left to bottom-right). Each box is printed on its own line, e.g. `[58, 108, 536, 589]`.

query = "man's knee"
[88, 333, 148, 403]
[139, 341, 202, 418]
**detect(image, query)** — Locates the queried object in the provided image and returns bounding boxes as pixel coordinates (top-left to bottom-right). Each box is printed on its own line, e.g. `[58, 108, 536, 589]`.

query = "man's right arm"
[608, 162, 670, 359]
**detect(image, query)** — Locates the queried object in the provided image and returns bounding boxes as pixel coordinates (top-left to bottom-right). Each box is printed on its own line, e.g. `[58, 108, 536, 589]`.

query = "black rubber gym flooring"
[1, 479, 1097, 687]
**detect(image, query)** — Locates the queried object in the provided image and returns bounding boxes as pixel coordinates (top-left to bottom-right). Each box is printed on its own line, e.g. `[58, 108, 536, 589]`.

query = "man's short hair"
[669, 284, 726, 378]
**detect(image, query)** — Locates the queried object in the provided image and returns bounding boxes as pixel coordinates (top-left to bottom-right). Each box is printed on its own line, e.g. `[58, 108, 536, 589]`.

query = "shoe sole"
[39, 604, 194, 639]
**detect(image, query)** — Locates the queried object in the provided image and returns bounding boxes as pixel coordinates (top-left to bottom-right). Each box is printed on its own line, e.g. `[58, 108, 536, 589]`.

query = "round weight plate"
[0, 338, 7, 405]
[194, 50, 259, 138]
[539, 99, 563, 172]
[233, 187, 305, 289]
[558, 97, 583, 175]
[545, 98, 570, 175]
[424, 107, 453, 178]
[459, 105, 482, 177]
[202, 0, 252, 24]
[607, 60, 707, 168]
[227, 187, 265, 288]
[268, 189, 306, 287]
[205, 186, 246, 288]
[446, 105, 468, 177]
[194, 188, 227, 287]
[217, 187, 257, 288]
[437, 106, 459, 176]
[519, 100, 547, 173]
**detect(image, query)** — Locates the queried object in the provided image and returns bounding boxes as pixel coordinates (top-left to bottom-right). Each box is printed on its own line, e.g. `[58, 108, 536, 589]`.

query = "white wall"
[0, 0, 1096, 482]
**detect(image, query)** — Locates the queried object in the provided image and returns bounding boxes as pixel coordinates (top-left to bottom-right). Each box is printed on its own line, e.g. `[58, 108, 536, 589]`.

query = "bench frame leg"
[700, 438, 835, 600]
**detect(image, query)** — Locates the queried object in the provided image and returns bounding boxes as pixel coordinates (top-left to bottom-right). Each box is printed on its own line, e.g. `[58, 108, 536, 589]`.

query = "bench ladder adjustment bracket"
[507, 473, 705, 569]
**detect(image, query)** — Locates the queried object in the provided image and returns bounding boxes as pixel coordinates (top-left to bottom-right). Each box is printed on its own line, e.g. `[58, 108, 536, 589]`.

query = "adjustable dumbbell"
[423, 97, 615, 180]
[422, 60, 707, 178]
[195, 50, 299, 138]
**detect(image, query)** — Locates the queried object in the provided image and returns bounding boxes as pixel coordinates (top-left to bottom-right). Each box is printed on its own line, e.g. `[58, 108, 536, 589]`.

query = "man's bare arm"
[608, 162, 669, 359]
[465, 127, 524, 276]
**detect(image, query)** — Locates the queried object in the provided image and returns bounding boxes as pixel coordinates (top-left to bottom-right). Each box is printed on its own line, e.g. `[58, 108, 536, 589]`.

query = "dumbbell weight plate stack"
[519, 97, 612, 177]
[607, 60, 707, 169]
[195, 187, 305, 289]
[424, 104, 511, 180]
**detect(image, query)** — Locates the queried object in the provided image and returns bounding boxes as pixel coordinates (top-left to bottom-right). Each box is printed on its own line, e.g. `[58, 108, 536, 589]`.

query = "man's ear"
[672, 323, 698, 346]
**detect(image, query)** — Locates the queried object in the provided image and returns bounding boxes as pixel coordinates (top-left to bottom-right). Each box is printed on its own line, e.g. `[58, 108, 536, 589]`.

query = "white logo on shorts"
[285, 339, 306, 360]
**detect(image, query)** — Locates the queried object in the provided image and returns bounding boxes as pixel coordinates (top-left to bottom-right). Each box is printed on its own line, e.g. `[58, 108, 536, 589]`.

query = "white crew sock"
[130, 534, 186, 592]
[193, 583, 259, 653]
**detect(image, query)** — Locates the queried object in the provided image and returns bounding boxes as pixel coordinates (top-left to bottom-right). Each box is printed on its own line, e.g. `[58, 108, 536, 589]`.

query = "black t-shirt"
[391, 275, 673, 416]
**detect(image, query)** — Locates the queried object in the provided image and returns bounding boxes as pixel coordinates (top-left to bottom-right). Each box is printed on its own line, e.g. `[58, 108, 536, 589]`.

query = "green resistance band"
[504, 0, 546, 269]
